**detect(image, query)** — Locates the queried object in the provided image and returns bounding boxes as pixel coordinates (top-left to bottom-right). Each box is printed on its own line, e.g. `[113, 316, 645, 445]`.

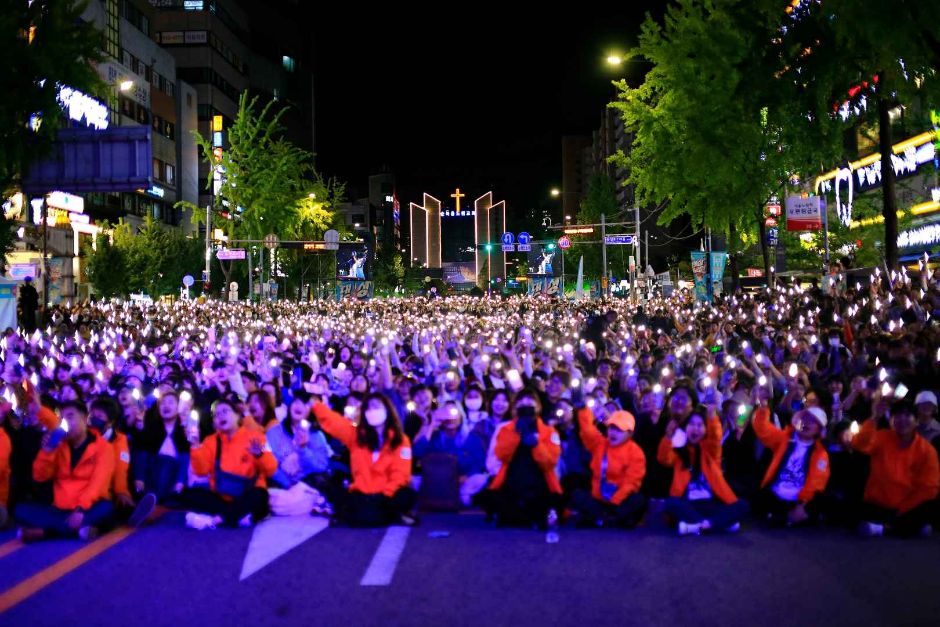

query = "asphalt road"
[1, 511, 938, 627]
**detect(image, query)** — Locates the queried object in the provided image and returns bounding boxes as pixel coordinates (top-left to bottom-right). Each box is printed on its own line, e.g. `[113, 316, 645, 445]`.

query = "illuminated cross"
[450, 188, 465, 212]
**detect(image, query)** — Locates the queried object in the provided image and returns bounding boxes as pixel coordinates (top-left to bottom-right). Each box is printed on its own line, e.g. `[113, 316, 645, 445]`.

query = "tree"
[83, 232, 127, 298]
[373, 251, 406, 294]
[608, 0, 843, 282]
[775, 0, 940, 268]
[566, 174, 618, 281]
[177, 93, 344, 295]
[1, 1, 104, 195]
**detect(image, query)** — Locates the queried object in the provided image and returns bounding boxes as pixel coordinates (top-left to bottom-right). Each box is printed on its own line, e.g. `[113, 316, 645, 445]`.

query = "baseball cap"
[606, 410, 636, 432]
[915, 391, 938, 407]
[803, 406, 828, 429]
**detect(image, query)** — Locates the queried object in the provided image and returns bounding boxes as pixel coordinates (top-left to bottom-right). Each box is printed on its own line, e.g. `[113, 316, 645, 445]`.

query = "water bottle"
[545, 508, 559, 544]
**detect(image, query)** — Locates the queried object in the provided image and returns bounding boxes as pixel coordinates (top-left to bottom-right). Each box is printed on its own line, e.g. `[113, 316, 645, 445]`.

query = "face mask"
[465, 397, 483, 411]
[517, 406, 536, 419]
[365, 407, 387, 427]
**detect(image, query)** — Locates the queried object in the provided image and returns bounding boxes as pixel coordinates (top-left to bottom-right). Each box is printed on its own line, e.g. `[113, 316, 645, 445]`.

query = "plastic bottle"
[546, 508, 559, 544]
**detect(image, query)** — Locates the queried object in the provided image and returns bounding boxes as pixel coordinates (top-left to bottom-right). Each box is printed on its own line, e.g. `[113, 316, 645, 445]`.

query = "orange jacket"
[313, 402, 412, 497]
[190, 427, 277, 495]
[33, 431, 113, 511]
[37, 405, 58, 431]
[0, 428, 10, 508]
[752, 406, 830, 503]
[657, 415, 738, 504]
[852, 420, 940, 513]
[577, 409, 645, 505]
[95, 430, 131, 500]
[489, 416, 562, 494]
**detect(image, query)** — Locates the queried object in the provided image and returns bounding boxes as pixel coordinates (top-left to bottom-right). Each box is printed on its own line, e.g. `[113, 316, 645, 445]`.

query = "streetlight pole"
[601, 213, 608, 297]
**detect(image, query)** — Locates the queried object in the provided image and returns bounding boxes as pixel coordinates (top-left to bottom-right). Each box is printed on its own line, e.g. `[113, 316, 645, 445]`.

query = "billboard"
[336, 243, 370, 280]
[526, 243, 562, 277]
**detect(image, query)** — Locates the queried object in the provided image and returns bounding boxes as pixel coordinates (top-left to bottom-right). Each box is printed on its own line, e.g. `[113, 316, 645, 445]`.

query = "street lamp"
[119, 80, 135, 92]
[550, 188, 561, 198]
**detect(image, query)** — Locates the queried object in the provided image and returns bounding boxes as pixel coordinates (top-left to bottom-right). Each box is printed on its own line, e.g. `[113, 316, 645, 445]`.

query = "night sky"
[311, 4, 666, 224]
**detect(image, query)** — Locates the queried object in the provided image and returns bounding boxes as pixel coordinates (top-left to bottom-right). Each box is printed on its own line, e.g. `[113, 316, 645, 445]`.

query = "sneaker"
[17, 527, 45, 543]
[78, 526, 99, 541]
[858, 521, 884, 537]
[128, 493, 158, 528]
[678, 521, 701, 536]
[185, 512, 217, 531]
[238, 514, 253, 528]
[726, 522, 741, 533]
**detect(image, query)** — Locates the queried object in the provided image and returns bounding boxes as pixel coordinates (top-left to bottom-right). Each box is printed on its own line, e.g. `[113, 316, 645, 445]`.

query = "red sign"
[785, 196, 824, 231]
[765, 217, 778, 228]
[766, 203, 781, 217]
[746, 268, 765, 278]
[557, 236, 572, 249]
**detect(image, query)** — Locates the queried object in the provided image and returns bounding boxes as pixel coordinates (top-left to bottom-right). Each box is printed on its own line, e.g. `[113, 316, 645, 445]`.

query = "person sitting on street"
[484, 389, 562, 528]
[135, 390, 191, 504]
[658, 406, 748, 535]
[751, 404, 831, 526]
[185, 397, 277, 529]
[570, 408, 647, 528]
[312, 388, 417, 527]
[853, 399, 940, 538]
[267, 390, 332, 489]
[88, 396, 156, 527]
[16, 401, 115, 542]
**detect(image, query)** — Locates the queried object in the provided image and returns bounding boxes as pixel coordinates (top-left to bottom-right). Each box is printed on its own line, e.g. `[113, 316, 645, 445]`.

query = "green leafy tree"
[83, 232, 128, 298]
[566, 174, 618, 281]
[775, 0, 940, 268]
[177, 93, 343, 295]
[373, 251, 406, 294]
[609, 0, 843, 283]
[1, 0, 104, 195]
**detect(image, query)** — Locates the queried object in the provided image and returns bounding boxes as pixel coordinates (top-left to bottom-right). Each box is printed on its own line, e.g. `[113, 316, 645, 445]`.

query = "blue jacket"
[266, 422, 332, 488]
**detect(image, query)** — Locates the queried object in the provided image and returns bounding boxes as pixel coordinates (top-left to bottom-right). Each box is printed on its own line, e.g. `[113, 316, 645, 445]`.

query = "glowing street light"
[606, 54, 624, 66]
[550, 188, 561, 198]
[119, 80, 135, 92]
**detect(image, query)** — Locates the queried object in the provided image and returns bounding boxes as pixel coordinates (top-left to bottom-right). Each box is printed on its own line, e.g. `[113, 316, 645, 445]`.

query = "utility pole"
[41, 197, 48, 314]
[601, 213, 607, 297]
[247, 246, 254, 303]
[204, 204, 212, 292]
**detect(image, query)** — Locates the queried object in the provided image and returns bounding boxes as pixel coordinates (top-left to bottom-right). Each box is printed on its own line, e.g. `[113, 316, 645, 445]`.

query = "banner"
[336, 280, 374, 301]
[575, 256, 584, 299]
[785, 196, 824, 231]
[691, 252, 727, 302]
[527, 276, 561, 297]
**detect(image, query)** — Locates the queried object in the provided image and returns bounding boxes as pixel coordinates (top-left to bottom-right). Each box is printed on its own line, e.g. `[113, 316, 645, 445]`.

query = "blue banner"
[691, 252, 727, 302]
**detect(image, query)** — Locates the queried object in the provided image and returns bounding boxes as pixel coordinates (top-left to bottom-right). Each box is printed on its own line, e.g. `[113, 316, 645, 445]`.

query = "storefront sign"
[46, 191, 85, 213]
[785, 196, 824, 231]
[57, 85, 108, 130]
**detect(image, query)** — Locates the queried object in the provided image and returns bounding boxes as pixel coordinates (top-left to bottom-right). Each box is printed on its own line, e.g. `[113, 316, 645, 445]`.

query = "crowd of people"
[1, 265, 939, 543]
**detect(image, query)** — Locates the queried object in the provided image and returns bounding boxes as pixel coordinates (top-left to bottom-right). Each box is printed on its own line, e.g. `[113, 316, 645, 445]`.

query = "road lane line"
[0, 540, 23, 560]
[360, 526, 411, 587]
[240, 515, 330, 581]
[0, 508, 166, 615]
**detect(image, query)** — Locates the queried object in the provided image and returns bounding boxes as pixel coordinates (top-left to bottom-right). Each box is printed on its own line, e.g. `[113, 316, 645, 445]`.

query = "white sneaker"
[678, 521, 701, 536]
[185, 512, 217, 530]
[859, 521, 884, 537]
[238, 514, 253, 528]
[726, 522, 741, 533]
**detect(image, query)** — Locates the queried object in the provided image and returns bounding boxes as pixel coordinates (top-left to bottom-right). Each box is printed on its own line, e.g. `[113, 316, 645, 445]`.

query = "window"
[282, 56, 295, 72]
[136, 104, 149, 125]
[186, 93, 193, 108]
[153, 158, 163, 181]
[165, 163, 175, 185]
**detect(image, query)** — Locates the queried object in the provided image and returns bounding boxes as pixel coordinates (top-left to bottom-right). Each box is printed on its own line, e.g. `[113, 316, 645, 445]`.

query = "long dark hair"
[356, 392, 405, 451]
[248, 389, 278, 428]
[676, 408, 708, 473]
[282, 390, 314, 438]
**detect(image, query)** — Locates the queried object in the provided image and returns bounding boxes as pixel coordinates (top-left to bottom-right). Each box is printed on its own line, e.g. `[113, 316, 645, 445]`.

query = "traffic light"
[547, 243, 556, 250]
[484, 243, 493, 252]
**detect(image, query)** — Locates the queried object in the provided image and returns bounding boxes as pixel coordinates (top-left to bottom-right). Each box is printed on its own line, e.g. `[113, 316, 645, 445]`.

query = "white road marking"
[240, 515, 329, 581]
[360, 526, 411, 586]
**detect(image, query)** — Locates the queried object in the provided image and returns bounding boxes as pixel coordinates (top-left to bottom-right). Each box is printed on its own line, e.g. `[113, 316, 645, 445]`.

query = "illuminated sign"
[217, 248, 246, 260]
[815, 130, 939, 225]
[785, 196, 824, 231]
[898, 223, 940, 250]
[57, 85, 109, 130]
[442, 210, 475, 217]
[212, 115, 224, 132]
[145, 184, 165, 198]
[46, 191, 85, 213]
[563, 226, 594, 235]
[303, 242, 329, 251]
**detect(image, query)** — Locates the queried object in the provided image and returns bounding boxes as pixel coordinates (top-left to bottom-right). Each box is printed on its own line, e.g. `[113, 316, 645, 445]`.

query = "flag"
[392, 190, 400, 225]
[576, 256, 584, 299]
